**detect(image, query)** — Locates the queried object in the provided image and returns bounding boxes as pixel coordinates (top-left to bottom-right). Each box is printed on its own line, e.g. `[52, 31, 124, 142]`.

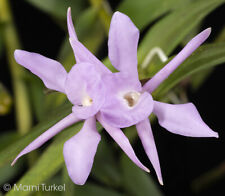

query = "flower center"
[82, 96, 93, 106]
[123, 92, 140, 107]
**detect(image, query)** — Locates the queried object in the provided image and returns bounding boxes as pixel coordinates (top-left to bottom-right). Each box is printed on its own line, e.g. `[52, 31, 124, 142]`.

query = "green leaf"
[102, 57, 118, 73]
[121, 155, 162, 196]
[0, 83, 13, 116]
[74, 183, 123, 196]
[138, 0, 225, 73]
[0, 131, 19, 152]
[25, 0, 87, 19]
[0, 83, 12, 116]
[0, 159, 23, 185]
[153, 43, 225, 98]
[123, 125, 139, 144]
[74, 7, 105, 59]
[118, 0, 191, 30]
[26, 76, 45, 122]
[91, 137, 121, 187]
[7, 122, 83, 196]
[190, 68, 213, 90]
[215, 25, 225, 43]
[89, 0, 112, 33]
[0, 103, 71, 169]
[63, 165, 75, 196]
[75, 7, 100, 40]
[190, 25, 225, 90]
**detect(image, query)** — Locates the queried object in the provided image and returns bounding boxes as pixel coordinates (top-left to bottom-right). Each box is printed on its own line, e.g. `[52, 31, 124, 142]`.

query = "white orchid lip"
[123, 91, 141, 107]
[81, 95, 93, 107]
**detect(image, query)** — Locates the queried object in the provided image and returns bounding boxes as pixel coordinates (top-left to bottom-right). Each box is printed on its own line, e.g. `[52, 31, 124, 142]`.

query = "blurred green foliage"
[0, 83, 12, 115]
[0, 0, 225, 195]
[26, 0, 87, 19]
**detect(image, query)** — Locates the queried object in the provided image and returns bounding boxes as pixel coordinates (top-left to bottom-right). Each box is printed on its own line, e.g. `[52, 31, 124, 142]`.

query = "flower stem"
[0, 0, 32, 135]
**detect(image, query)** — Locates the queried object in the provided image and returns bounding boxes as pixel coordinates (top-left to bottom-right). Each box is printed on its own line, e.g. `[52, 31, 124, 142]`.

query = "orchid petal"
[69, 39, 110, 74]
[64, 117, 101, 185]
[67, 7, 78, 41]
[153, 101, 219, 138]
[97, 113, 150, 173]
[67, 9, 110, 74]
[65, 63, 105, 119]
[143, 28, 211, 93]
[11, 113, 80, 166]
[136, 119, 163, 185]
[108, 12, 139, 79]
[100, 72, 153, 128]
[14, 50, 67, 93]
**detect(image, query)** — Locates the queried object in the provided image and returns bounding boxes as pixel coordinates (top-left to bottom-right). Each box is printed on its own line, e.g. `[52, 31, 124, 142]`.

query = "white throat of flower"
[82, 95, 93, 106]
[123, 91, 140, 107]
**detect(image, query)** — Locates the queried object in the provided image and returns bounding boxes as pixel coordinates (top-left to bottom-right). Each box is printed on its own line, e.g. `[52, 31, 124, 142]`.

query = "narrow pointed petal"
[11, 114, 80, 166]
[97, 113, 150, 173]
[136, 119, 163, 185]
[67, 9, 110, 74]
[69, 38, 110, 74]
[14, 50, 67, 93]
[153, 101, 219, 138]
[63, 117, 101, 185]
[108, 12, 139, 79]
[67, 7, 78, 40]
[143, 28, 211, 93]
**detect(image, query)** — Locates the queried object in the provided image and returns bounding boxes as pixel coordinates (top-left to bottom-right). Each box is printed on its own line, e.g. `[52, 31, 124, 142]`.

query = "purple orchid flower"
[11, 8, 218, 186]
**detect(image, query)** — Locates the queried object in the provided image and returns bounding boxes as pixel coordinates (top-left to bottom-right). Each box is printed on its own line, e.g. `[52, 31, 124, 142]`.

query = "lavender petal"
[67, 9, 110, 74]
[67, 7, 78, 41]
[63, 117, 101, 185]
[153, 101, 219, 138]
[143, 28, 211, 93]
[108, 12, 139, 79]
[136, 118, 163, 185]
[12, 113, 80, 166]
[14, 50, 67, 93]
